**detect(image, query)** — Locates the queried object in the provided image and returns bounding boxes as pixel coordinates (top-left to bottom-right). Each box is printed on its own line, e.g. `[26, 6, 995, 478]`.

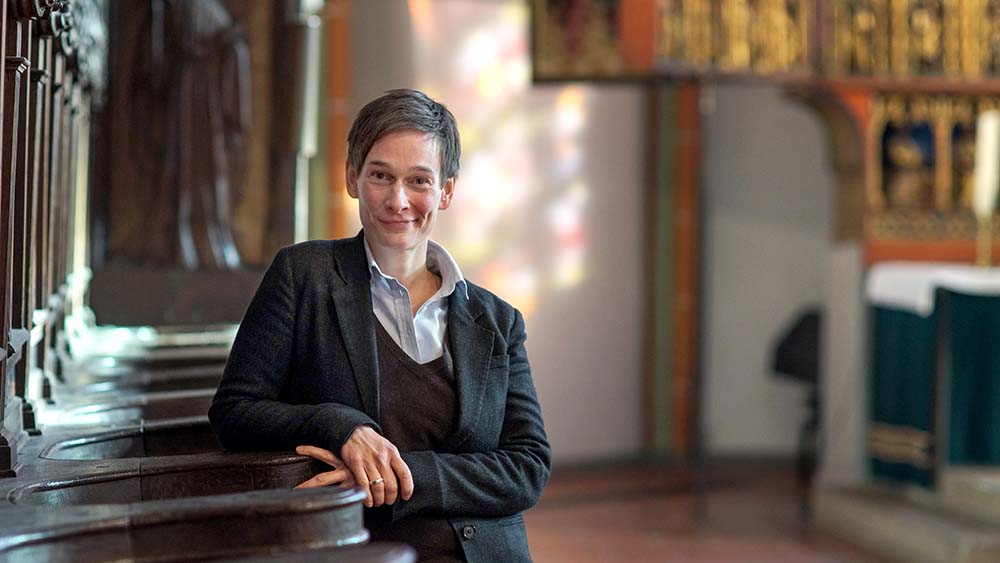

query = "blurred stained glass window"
[407, 0, 589, 319]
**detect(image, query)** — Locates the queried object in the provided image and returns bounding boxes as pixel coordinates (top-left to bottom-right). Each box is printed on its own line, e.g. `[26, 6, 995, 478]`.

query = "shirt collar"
[363, 237, 469, 300]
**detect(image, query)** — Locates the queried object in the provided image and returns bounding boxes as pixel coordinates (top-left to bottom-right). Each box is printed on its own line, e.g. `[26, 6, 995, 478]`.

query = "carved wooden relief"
[103, 0, 252, 270]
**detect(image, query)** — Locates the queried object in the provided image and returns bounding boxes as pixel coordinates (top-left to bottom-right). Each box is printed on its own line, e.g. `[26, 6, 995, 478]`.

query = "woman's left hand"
[293, 445, 359, 489]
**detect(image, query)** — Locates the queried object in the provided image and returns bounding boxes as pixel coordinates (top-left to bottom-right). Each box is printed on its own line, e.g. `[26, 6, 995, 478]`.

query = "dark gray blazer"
[209, 233, 551, 562]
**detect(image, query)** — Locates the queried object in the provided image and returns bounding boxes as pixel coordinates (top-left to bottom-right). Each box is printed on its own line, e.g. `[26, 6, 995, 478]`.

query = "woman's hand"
[340, 425, 414, 508]
[294, 445, 358, 489]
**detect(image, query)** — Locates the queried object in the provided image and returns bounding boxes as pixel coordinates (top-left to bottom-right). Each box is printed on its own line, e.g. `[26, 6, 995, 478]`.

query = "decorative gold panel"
[867, 95, 1000, 241]
[988, 0, 1000, 73]
[829, 0, 1000, 78]
[830, 0, 887, 74]
[532, 0, 1000, 80]
[656, 0, 810, 74]
[533, 0, 629, 79]
[659, 0, 715, 69]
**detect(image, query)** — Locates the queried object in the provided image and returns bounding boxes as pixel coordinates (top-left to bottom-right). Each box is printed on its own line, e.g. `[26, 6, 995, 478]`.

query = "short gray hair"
[347, 89, 461, 180]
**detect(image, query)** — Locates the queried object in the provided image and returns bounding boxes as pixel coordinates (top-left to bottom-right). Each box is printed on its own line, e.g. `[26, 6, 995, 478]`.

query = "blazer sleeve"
[209, 246, 379, 454]
[393, 309, 551, 520]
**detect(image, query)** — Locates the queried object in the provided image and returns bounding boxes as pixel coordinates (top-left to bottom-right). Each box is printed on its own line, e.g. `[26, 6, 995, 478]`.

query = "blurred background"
[4, 0, 1000, 561]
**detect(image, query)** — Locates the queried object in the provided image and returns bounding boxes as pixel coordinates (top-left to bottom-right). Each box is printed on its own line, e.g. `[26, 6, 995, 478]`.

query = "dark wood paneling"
[3, 0, 91, 475]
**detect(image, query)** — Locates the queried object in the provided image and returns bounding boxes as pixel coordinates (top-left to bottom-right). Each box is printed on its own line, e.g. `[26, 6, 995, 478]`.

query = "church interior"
[1, 0, 1000, 561]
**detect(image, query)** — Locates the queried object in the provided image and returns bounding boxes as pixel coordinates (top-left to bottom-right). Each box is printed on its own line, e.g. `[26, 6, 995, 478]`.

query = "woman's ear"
[346, 164, 359, 199]
[439, 176, 456, 210]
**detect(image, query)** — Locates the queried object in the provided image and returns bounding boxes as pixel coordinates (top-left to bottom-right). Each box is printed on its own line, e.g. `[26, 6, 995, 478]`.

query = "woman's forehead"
[364, 130, 441, 173]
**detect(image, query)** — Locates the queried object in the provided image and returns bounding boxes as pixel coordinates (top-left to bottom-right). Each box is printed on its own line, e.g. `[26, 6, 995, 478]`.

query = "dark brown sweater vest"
[366, 319, 465, 562]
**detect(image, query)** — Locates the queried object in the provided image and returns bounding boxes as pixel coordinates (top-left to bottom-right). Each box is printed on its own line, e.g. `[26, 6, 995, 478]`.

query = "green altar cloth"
[867, 263, 1000, 488]
[869, 306, 936, 487]
[946, 292, 1000, 465]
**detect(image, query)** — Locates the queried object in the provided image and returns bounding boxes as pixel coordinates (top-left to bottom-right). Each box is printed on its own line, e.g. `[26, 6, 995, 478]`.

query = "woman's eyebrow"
[367, 161, 432, 173]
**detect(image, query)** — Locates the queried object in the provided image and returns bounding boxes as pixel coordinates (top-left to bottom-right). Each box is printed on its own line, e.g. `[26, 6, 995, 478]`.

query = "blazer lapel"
[329, 234, 380, 421]
[444, 288, 494, 449]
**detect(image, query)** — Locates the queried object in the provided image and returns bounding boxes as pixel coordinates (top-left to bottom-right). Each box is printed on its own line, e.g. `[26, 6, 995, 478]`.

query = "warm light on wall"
[410, 0, 590, 318]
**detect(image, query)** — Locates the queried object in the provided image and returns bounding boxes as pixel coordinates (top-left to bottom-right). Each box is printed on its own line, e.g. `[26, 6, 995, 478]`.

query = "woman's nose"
[385, 182, 409, 211]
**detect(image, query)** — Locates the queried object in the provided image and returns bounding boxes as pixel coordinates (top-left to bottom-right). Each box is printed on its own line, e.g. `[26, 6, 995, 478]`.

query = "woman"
[209, 89, 551, 562]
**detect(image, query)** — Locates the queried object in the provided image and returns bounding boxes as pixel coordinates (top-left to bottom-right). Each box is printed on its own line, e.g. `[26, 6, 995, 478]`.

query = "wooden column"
[19, 17, 49, 431]
[642, 84, 677, 455]
[53, 72, 73, 300]
[0, 0, 20, 477]
[31, 16, 48, 325]
[641, 82, 705, 460]
[267, 0, 322, 252]
[9, 0, 48, 435]
[2, 53, 27, 374]
[29, 20, 50, 405]
[9, 19, 29, 346]
[323, 0, 352, 240]
[671, 83, 703, 458]
[39, 40, 64, 389]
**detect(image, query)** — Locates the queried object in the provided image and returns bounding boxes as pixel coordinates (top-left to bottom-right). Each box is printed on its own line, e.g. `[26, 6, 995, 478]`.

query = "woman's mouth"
[379, 218, 416, 229]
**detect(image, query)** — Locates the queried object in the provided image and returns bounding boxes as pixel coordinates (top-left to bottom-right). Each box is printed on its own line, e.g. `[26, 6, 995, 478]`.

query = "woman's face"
[347, 129, 455, 255]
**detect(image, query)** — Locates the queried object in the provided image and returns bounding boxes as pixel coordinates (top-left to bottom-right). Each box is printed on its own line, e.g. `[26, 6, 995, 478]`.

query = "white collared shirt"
[364, 238, 468, 364]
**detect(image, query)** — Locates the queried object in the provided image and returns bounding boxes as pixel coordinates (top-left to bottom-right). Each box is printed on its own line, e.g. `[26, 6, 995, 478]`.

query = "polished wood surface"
[0, 376, 396, 560]
[0, 318, 419, 562]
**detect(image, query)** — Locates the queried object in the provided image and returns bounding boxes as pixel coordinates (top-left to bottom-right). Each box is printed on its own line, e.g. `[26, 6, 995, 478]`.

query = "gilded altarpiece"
[657, 0, 811, 75]
[866, 96, 1000, 256]
[533, 0, 1000, 260]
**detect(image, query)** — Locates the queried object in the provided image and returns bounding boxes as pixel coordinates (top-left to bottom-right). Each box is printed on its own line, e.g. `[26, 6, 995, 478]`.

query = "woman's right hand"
[340, 425, 414, 508]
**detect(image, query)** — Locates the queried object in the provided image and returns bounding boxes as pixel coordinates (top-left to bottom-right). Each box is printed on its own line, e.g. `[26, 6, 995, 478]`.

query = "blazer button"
[461, 525, 476, 540]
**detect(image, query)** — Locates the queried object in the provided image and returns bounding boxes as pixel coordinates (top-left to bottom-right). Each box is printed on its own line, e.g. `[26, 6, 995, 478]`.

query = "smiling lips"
[379, 218, 418, 230]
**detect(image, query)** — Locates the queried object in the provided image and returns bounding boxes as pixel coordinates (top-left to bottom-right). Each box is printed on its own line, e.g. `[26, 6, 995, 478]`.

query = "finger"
[346, 459, 372, 507]
[295, 445, 343, 467]
[367, 462, 386, 507]
[380, 458, 399, 505]
[391, 455, 414, 501]
[293, 468, 351, 489]
[340, 471, 358, 488]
